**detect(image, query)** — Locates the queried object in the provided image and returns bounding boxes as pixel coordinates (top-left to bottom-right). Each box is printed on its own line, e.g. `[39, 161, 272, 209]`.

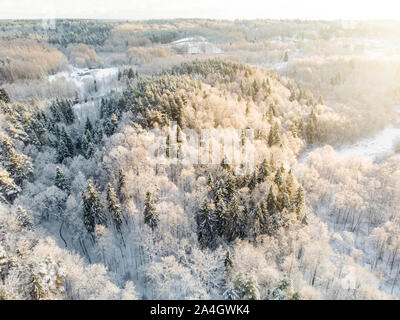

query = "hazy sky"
[1, 0, 399, 20]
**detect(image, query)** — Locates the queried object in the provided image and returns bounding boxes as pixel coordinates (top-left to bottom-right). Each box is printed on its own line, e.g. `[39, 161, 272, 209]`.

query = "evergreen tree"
[225, 170, 236, 199]
[82, 179, 105, 234]
[283, 51, 289, 62]
[289, 90, 296, 102]
[240, 206, 251, 238]
[285, 171, 295, 207]
[16, 206, 33, 230]
[224, 251, 233, 271]
[55, 166, 70, 193]
[60, 99, 75, 124]
[248, 169, 258, 191]
[0, 88, 10, 103]
[294, 187, 305, 219]
[270, 278, 300, 300]
[226, 195, 241, 242]
[104, 113, 118, 136]
[225, 273, 260, 300]
[85, 117, 93, 133]
[57, 127, 74, 163]
[117, 169, 126, 202]
[87, 142, 95, 158]
[215, 189, 228, 237]
[165, 134, 171, 158]
[197, 199, 217, 248]
[268, 123, 281, 147]
[143, 191, 158, 230]
[258, 158, 269, 183]
[175, 96, 184, 127]
[305, 109, 318, 144]
[0, 167, 20, 203]
[127, 68, 134, 79]
[82, 129, 94, 159]
[106, 183, 122, 231]
[243, 275, 260, 300]
[267, 187, 277, 214]
[220, 155, 231, 171]
[274, 167, 283, 189]
[6, 149, 33, 186]
[30, 273, 46, 300]
[207, 173, 214, 190]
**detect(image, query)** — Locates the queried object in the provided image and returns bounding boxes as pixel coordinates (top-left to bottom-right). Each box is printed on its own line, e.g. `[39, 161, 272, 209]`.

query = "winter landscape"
[1, 2, 400, 301]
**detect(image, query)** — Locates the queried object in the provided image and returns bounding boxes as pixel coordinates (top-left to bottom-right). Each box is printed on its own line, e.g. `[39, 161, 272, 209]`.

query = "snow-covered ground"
[49, 66, 119, 97]
[299, 107, 400, 163]
[48, 66, 120, 124]
[335, 106, 400, 161]
[336, 126, 400, 161]
[169, 36, 223, 54]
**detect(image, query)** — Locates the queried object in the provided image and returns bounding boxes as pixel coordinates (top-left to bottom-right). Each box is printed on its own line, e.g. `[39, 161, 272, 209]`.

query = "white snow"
[337, 125, 400, 161]
[169, 36, 223, 54]
[49, 66, 118, 97]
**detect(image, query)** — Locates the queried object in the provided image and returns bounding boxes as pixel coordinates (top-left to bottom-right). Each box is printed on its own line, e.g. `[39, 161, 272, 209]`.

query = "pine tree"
[165, 134, 170, 158]
[224, 251, 233, 271]
[305, 109, 318, 144]
[6, 149, 33, 186]
[225, 171, 236, 199]
[82, 179, 105, 234]
[207, 173, 214, 190]
[248, 168, 258, 191]
[220, 155, 231, 171]
[289, 121, 298, 138]
[175, 97, 184, 127]
[0, 88, 10, 103]
[57, 127, 74, 163]
[16, 206, 33, 230]
[243, 276, 260, 300]
[30, 273, 46, 300]
[143, 191, 158, 230]
[267, 187, 277, 215]
[82, 129, 94, 159]
[61, 99, 75, 124]
[268, 123, 281, 147]
[106, 183, 122, 231]
[215, 189, 228, 237]
[285, 170, 295, 198]
[240, 205, 251, 238]
[274, 167, 283, 189]
[197, 199, 217, 248]
[117, 169, 126, 202]
[87, 142, 95, 158]
[0, 167, 20, 203]
[127, 68, 134, 79]
[258, 159, 269, 183]
[283, 51, 289, 62]
[55, 166, 70, 193]
[104, 113, 118, 136]
[294, 187, 305, 219]
[226, 195, 241, 242]
[50, 102, 61, 123]
[270, 278, 300, 300]
[85, 117, 93, 133]
[289, 90, 296, 102]
[226, 273, 260, 300]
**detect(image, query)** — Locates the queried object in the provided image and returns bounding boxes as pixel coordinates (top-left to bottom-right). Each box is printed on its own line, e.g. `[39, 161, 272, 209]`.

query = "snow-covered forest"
[1, 18, 400, 300]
